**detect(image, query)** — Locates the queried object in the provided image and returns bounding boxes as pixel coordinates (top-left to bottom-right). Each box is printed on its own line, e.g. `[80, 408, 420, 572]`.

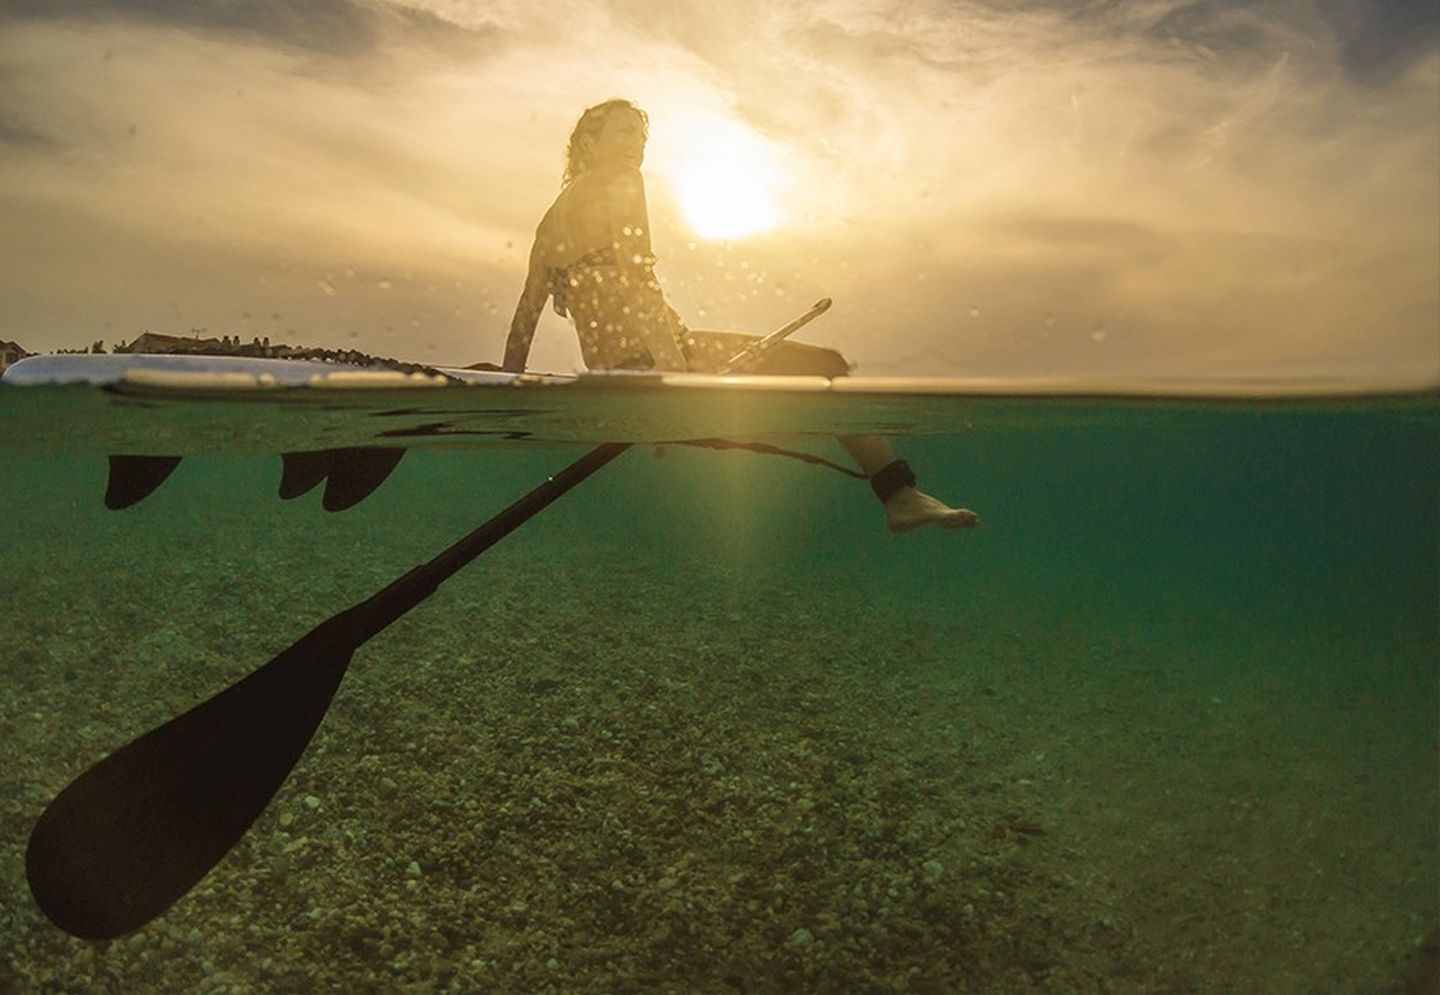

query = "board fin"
[322, 448, 406, 511]
[278, 451, 333, 500]
[280, 448, 407, 511]
[105, 455, 183, 510]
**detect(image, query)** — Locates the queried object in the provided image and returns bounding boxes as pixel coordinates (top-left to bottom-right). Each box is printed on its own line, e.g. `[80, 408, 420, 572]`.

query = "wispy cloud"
[0, 0, 1434, 381]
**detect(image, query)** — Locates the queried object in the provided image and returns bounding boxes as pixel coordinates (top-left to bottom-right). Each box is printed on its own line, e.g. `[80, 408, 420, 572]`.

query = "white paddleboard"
[0, 353, 574, 389]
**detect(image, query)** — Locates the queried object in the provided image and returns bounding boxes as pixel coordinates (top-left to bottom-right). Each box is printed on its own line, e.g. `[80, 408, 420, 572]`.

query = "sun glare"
[672, 155, 778, 239]
[658, 117, 785, 239]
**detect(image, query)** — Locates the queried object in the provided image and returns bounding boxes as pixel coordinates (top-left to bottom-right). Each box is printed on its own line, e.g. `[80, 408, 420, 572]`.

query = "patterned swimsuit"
[547, 246, 619, 318]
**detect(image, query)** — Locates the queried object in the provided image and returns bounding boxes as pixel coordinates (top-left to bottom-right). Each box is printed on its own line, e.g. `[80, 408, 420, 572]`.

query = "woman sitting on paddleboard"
[503, 98, 978, 534]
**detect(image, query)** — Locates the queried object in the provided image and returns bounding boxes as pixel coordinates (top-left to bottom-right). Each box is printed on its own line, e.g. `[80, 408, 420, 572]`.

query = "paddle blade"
[26, 619, 359, 939]
[105, 455, 182, 510]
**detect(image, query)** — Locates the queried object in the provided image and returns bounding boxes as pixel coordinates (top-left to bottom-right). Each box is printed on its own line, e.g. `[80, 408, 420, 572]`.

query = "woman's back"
[536, 165, 633, 269]
[536, 164, 680, 369]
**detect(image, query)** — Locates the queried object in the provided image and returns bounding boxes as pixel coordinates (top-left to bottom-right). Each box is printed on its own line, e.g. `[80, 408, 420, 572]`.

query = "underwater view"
[1, 386, 1435, 993]
[3, 0, 1437, 989]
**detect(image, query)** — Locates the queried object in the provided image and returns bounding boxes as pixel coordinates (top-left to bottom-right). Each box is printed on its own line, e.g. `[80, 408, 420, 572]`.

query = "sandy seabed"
[1, 450, 1436, 994]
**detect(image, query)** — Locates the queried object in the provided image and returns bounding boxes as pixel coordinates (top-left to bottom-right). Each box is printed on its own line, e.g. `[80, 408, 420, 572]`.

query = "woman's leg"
[683, 330, 978, 533]
[837, 435, 979, 533]
[680, 331, 849, 377]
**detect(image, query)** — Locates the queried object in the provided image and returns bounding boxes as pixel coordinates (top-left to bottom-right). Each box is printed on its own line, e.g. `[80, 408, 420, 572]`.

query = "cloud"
[0, 0, 489, 58]
[0, 0, 1434, 382]
[1312, 0, 1440, 82]
[0, 115, 52, 149]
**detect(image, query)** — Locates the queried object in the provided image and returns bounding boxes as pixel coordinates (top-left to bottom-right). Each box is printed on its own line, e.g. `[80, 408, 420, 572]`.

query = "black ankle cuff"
[870, 459, 916, 503]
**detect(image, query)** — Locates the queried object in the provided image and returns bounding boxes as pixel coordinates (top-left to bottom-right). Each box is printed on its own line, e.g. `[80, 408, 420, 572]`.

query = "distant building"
[119, 332, 227, 355]
[115, 332, 289, 358]
[0, 339, 29, 372]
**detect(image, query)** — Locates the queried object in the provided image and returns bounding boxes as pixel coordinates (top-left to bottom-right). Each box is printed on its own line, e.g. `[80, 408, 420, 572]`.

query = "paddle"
[26, 298, 832, 940]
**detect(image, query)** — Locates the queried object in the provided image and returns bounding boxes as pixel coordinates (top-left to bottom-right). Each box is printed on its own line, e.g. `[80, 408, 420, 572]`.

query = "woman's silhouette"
[504, 99, 977, 533]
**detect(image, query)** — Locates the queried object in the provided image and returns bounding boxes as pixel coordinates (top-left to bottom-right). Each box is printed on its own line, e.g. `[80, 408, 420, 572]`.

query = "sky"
[0, 0, 1436, 382]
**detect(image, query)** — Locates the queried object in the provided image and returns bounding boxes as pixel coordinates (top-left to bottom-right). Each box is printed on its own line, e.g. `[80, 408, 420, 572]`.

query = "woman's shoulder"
[574, 163, 645, 196]
[583, 161, 642, 180]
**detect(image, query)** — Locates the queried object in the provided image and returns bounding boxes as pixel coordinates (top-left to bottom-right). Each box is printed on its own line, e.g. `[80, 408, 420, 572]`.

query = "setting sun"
[670, 154, 779, 238]
[655, 115, 786, 239]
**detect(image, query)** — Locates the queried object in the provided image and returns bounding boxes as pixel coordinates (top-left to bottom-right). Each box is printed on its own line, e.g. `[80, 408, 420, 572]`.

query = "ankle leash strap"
[869, 459, 916, 503]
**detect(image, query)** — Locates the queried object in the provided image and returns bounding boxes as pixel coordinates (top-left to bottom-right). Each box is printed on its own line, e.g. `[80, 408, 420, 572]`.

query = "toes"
[887, 505, 979, 533]
[941, 509, 980, 529]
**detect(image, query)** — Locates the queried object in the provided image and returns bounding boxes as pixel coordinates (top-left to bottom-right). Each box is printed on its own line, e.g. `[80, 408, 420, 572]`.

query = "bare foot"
[884, 487, 980, 534]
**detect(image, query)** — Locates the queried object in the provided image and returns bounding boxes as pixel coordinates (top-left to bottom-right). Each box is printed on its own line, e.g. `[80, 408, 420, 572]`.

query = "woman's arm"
[502, 237, 550, 373]
[605, 168, 689, 370]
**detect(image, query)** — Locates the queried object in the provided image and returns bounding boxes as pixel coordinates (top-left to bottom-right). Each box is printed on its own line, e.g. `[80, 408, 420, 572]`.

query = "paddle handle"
[715, 298, 831, 374]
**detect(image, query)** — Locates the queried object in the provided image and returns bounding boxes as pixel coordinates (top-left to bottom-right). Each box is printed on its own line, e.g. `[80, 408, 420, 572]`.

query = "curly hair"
[562, 99, 649, 186]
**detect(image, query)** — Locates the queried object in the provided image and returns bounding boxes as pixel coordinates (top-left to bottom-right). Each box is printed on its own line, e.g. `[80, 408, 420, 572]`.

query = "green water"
[2, 394, 1436, 992]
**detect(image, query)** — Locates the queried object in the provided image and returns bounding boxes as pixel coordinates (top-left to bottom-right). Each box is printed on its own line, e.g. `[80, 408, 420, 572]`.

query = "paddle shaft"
[349, 441, 630, 643]
[342, 296, 834, 642]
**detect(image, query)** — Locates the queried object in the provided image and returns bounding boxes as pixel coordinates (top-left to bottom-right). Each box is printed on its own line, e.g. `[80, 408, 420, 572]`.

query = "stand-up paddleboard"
[2, 354, 575, 510]
[0, 352, 569, 389]
[3, 300, 833, 390]
[4, 299, 838, 511]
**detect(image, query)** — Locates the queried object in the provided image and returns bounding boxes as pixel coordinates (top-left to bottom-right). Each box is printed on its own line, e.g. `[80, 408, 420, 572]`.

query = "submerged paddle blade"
[278, 451, 333, 500]
[105, 455, 182, 510]
[26, 613, 363, 940]
[321, 448, 406, 512]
